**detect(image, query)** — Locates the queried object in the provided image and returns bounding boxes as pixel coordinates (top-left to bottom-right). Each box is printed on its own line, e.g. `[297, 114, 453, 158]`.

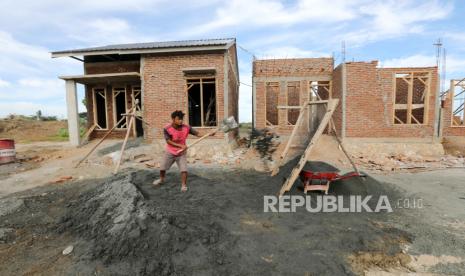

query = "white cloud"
[0, 0, 459, 121]
[0, 101, 67, 118]
[258, 46, 329, 59]
[0, 79, 10, 87]
[0, 78, 64, 102]
[340, 0, 453, 46]
[189, 0, 360, 34]
[380, 54, 465, 75]
[381, 54, 436, 68]
[65, 18, 152, 45]
[0, 31, 80, 76]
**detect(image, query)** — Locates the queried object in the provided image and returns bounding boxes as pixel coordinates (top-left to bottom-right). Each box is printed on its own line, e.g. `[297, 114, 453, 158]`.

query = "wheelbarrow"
[299, 170, 365, 194]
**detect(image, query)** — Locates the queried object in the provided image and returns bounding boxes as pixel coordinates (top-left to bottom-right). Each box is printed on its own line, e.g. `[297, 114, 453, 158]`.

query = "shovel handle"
[175, 129, 217, 154]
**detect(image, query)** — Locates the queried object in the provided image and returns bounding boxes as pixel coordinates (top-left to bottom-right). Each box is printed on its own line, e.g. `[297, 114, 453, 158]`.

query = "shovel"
[176, 116, 239, 154]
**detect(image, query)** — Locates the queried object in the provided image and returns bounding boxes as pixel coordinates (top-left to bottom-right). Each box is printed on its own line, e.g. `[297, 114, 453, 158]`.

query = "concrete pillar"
[65, 80, 81, 146]
[341, 63, 347, 140]
[223, 52, 229, 142]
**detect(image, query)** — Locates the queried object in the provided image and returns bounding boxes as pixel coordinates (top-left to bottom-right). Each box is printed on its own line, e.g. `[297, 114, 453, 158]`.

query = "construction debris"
[352, 153, 465, 172]
[62, 245, 74, 255]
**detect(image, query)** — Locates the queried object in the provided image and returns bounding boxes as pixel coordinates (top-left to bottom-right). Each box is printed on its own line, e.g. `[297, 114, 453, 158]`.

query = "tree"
[36, 110, 42, 121]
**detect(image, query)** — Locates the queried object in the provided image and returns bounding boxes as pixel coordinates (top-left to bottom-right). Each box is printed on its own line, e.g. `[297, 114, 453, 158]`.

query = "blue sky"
[0, 0, 464, 122]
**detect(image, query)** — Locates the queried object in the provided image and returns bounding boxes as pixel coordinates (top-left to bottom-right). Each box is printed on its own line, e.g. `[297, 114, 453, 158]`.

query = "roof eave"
[51, 44, 230, 58]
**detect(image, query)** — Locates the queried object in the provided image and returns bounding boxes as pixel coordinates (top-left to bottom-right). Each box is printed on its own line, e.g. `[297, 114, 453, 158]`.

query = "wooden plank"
[308, 100, 329, 105]
[278, 99, 339, 196]
[329, 118, 361, 178]
[271, 101, 309, 176]
[411, 114, 421, 124]
[424, 72, 431, 124]
[114, 115, 135, 174]
[79, 124, 97, 146]
[407, 73, 413, 124]
[394, 104, 425, 110]
[394, 115, 404, 124]
[75, 113, 129, 168]
[392, 72, 397, 124]
[200, 78, 204, 126]
[277, 105, 302, 109]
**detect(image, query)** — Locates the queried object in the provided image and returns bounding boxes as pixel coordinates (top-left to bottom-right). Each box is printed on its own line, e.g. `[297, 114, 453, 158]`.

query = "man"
[153, 110, 214, 192]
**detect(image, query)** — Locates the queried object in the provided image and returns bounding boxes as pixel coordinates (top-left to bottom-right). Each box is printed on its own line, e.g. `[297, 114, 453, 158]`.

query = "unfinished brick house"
[252, 58, 334, 135]
[52, 38, 239, 146]
[441, 79, 465, 151]
[253, 58, 443, 145]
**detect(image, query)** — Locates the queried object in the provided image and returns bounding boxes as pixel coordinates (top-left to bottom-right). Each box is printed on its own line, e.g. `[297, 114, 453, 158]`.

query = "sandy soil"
[0, 141, 464, 275]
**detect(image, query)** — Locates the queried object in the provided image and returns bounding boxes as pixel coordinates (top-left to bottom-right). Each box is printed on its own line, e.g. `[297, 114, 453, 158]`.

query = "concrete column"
[341, 63, 347, 140]
[223, 52, 229, 142]
[252, 79, 256, 128]
[65, 80, 81, 146]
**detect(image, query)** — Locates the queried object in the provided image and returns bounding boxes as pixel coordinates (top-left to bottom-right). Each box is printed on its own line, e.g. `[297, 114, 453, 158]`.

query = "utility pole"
[433, 38, 443, 139]
[433, 38, 442, 68]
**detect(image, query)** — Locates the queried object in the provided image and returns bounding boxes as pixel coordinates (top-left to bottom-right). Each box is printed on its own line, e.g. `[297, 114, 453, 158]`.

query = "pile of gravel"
[57, 173, 236, 275]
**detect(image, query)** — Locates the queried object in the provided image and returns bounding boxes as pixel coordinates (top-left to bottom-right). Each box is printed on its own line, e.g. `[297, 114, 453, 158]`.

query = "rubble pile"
[353, 152, 465, 172]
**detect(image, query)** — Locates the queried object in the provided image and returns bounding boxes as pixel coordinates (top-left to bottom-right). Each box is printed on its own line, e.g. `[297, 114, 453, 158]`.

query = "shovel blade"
[221, 116, 239, 132]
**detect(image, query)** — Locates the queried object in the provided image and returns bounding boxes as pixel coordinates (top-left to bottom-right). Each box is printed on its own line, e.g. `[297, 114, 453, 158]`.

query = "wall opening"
[187, 78, 217, 127]
[394, 72, 429, 125]
[132, 86, 144, 136]
[287, 81, 300, 125]
[309, 81, 331, 101]
[452, 80, 465, 126]
[93, 87, 107, 129]
[265, 82, 279, 126]
[113, 87, 127, 129]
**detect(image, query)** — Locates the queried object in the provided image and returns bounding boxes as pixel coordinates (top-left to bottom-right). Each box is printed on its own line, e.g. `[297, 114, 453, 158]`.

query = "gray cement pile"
[51, 161, 408, 275]
[57, 173, 237, 275]
[2, 161, 465, 275]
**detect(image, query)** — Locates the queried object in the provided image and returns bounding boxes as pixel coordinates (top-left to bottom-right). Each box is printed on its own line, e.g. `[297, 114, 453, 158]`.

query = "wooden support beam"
[394, 104, 425, 110]
[407, 74, 414, 124]
[271, 101, 309, 176]
[114, 115, 135, 174]
[394, 115, 404, 124]
[278, 99, 339, 196]
[79, 124, 97, 147]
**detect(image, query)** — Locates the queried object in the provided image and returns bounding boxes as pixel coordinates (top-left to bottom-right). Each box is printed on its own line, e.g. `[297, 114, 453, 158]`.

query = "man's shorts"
[160, 151, 188, 172]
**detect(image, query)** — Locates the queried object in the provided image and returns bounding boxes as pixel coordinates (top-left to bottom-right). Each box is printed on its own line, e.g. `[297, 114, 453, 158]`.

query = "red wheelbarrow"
[299, 170, 365, 194]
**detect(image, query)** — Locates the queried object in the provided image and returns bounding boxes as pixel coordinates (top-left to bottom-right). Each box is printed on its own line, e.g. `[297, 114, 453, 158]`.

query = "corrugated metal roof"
[51, 38, 235, 57]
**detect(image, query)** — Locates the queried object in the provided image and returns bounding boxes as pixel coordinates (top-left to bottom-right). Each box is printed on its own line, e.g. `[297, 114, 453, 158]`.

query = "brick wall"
[344, 61, 438, 138]
[84, 61, 140, 74]
[253, 58, 333, 77]
[227, 45, 239, 139]
[142, 52, 226, 140]
[442, 90, 465, 137]
[253, 58, 333, 136]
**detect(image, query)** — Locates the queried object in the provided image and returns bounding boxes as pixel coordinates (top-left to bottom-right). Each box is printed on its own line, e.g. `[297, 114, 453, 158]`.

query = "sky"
[0, 0, 464, 122]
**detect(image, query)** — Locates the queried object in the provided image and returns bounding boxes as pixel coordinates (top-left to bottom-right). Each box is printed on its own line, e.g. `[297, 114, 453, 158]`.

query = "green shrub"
[58, 128, 69, 138]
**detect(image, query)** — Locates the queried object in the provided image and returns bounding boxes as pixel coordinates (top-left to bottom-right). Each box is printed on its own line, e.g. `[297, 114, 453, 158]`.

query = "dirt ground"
[0, 141, 464, 275]
[0, 117, 67, 143]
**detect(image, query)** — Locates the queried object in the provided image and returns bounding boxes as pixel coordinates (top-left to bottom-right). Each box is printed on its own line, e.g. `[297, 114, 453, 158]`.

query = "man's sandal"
[153, 179, 163, 186]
